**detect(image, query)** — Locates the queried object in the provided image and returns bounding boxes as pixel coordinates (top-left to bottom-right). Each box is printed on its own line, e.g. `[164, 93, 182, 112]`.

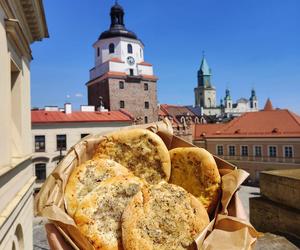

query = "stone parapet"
[260, 169, 300, 210]
[250, 169, 300, 247]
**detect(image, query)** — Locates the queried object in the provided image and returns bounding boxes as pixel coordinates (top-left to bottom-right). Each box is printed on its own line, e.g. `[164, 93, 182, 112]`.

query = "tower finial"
[202, 50, 205, 58]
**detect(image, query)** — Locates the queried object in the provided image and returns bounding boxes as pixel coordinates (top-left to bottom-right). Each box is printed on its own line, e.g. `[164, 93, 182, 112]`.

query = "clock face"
[127, 56, 135, 66]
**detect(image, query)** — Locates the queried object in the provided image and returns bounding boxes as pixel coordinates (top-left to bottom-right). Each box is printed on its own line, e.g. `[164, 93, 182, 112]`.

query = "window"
[229, 146, 235, 156]
[127, 44, 133, 54]
[119, 81, 124, 89]
[254, 146, 262, 157]
[144, 83, 149, 91]
[144, 116, 148, 124]
[145, 101, 149, 109]
[109, 43, 115, 54]
[81, 133, 89, 139]
[269, 146, 277, 157]
[284, 146, 293, 158]
[129, 69, 134, 76]
[35, 163, 46, 182]
[217, 145, 223, 156]
[57, 134, 67, 151]
[97, 47, 100, 57]
[120, 100, 125, 109]
[241, 146, 248, 156]
[35, 135, 45, 152]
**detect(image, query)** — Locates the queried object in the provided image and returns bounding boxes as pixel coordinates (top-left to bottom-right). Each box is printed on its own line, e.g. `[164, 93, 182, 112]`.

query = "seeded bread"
[74, 175, 145, 250]
[65, 159, 130, 217]
[169, 147, 221, 214]
[122, 182, 209, 250]
[93, 129, 171, 184]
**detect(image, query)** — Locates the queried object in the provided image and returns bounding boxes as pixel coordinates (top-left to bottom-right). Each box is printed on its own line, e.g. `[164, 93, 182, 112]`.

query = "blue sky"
[31, 0, 300, 113]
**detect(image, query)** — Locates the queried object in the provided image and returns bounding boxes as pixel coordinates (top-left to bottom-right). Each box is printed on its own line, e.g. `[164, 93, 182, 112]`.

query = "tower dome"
[99, 2, 138, 40]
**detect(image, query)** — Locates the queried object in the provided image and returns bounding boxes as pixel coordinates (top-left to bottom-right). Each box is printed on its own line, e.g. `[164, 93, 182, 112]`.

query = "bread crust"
[169, 147, 221, 214]
[122, 182, 209, 250]
[93, 128, 171, 184]
[65, 159, 130, 217]
[74, 175, 145, 250]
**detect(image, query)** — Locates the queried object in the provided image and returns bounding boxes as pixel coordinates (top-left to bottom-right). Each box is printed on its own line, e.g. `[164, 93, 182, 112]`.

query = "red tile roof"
[159, 104, 200, 127]
[138, 61, 152, 66]
[87, 72, 157, 86]
[194, 109, 300, 139]
[140, 74, 158, 81]
[109, 57, 124, 63]
[264, 98, 273, 111]
[32, 110, 133, 124]
[194, 123, 227, 138]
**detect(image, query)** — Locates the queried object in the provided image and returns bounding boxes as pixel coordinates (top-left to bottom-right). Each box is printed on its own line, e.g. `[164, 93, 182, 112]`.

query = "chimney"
[64, 103, 72, 114]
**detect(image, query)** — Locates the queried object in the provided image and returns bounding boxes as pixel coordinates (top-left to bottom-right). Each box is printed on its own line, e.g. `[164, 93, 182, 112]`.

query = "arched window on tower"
[128, 44, 133, 54]
[109, 43, 115, 54]
[97, 47, 100, 57]
[208, 98, 212, 108]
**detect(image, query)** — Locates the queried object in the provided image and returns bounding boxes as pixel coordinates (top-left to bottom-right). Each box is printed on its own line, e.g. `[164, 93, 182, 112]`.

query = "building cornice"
[1, 0, 48, 44]
[20, 0, 49, 41]
[194, 137, 300, 142]
[86, 72, 158, 86]
[5, 18, 32, 59]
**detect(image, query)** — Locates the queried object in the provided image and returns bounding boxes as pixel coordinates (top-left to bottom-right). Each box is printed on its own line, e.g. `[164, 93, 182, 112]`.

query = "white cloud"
[75, 93, 83, 98]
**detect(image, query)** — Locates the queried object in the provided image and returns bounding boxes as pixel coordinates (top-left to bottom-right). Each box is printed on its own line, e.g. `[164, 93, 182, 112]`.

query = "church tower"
[224, 88, 233, 109]
[249, 88, 258, 111]
[86, 2, 158, 123]
[194, 56, 216, 109]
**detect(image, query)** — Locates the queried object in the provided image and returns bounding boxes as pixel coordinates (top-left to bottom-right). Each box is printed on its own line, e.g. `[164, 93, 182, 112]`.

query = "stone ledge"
[250, 196, 300, 246]
[260, 169, 300, 210]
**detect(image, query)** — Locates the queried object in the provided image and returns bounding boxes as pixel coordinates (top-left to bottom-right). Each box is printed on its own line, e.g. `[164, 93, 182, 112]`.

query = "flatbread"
[65, 159, 130, 217]
[93, 128, 171, 184]
[74, 175, 145, 250]
[169, 147, 221, 214]
[122, 182, 209, 250]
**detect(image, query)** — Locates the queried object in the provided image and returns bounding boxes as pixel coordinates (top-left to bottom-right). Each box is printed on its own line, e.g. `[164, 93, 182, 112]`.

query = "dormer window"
[109, 43, 115, 54]
[97, 47, 100, 57]
[128, 44, 133, 54]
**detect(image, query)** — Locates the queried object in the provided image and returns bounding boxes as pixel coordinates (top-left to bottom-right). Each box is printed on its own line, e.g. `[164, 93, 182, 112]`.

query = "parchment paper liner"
[35, 119, 261, 250]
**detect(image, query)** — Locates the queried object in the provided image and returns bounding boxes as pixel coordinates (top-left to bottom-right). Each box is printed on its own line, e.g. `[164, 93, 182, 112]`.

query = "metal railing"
[217, 154, 300, 164]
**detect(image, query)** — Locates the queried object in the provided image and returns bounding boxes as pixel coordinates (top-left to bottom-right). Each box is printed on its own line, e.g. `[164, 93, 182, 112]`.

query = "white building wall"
[0, 1, 48, 248]
[32, 121, 132, 189]
[0, 7, 11, 167]
[0, 9, 35, 250]
[94, 37, 144, 66]
[137, 64, 153, 75]
[90, 36, 154, 81]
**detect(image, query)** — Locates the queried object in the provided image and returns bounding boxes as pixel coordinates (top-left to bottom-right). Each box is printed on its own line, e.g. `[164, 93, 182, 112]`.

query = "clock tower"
[87, 2, 158, 123]
[194, 55, 217, 109]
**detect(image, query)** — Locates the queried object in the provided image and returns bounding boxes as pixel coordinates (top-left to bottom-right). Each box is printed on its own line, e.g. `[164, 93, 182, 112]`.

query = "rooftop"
[195, 110, 300, 139]
[31, 110, 133, 124]
[194, 100, 300, 139]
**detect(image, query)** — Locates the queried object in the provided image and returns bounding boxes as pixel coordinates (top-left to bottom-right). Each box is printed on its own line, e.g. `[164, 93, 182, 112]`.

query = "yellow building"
[0, 0, 48, 249]
[193, 100, 300, 184]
